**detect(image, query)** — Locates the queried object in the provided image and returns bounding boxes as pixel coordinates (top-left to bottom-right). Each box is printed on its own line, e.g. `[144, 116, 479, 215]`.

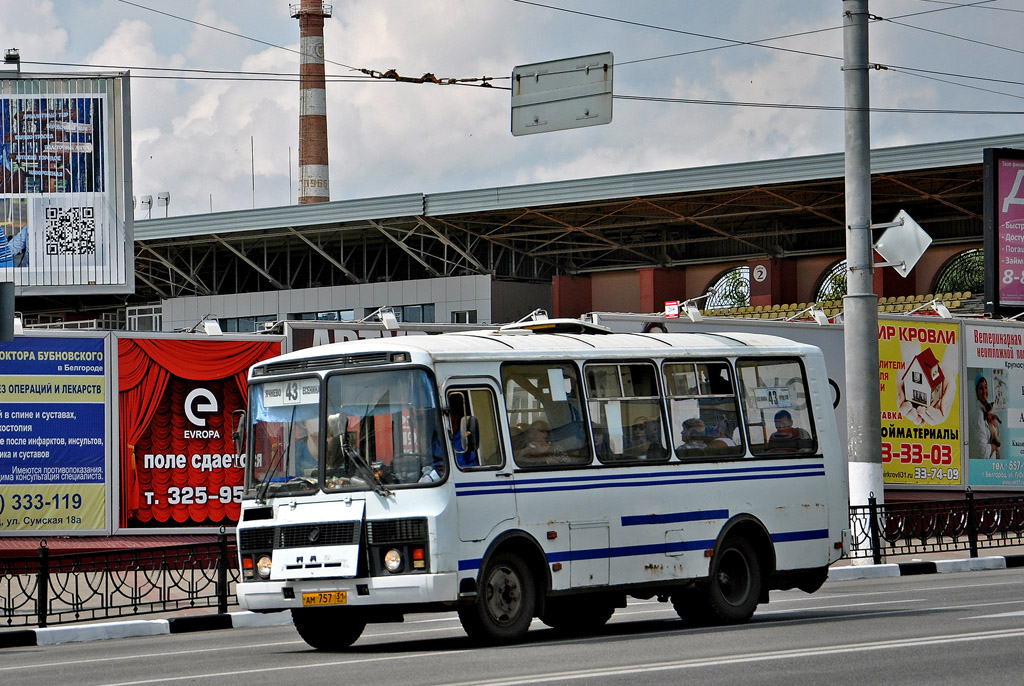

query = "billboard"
[964, 322, 1024, 488]
[0, 74, 132, 295]
[0, 334, 109, 533]
[117, 335, 281, 529]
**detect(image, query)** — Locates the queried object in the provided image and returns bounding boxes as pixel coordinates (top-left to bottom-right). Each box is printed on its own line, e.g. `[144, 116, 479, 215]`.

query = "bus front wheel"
[291, 607, 366, 650]
[458, 551, 536, 644]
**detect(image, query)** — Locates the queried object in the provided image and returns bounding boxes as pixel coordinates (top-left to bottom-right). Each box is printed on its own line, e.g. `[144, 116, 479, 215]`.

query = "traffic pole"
[843, 0, 884, 509]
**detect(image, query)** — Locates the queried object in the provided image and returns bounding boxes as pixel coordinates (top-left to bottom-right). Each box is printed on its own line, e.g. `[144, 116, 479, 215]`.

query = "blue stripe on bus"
[621, 509, 730, 526]
[771, 528, 829, 543]
[454, 465, 825, 497]
[457, 528, 828, 571]
[454, 462, 824, 491]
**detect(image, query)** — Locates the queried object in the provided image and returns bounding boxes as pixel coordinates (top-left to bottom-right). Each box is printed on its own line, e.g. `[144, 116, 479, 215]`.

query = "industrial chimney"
[290, 1, 332, 204]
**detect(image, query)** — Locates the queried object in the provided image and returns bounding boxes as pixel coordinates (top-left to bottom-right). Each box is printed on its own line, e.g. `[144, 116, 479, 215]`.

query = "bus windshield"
[247, 368, 447, 499]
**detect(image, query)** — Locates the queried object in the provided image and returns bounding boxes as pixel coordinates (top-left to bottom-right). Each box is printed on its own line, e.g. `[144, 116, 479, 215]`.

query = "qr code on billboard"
[44, 206, 97, 256]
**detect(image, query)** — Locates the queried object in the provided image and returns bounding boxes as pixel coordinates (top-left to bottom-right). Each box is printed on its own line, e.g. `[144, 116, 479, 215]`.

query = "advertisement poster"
[0, 336, 107, 532]
[878, 319, 962, 486]
[0, 80, 131, 295]
[964, 323, 1024, 488]
[996, 155, 1024, 306]
[118, 337, 280, 529]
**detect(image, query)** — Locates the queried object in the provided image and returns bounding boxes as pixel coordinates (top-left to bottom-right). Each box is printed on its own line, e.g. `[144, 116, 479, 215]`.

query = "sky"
[1, 0, 1023, 219]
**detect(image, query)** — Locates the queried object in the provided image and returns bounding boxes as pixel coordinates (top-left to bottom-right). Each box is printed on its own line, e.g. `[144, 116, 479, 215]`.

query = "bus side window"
[502, 362, 591, 468]
[736, 358, 818, 457]
[447, 388, 503, 469]
[664, 361, 744, 459]
[585, 362, 669, 463]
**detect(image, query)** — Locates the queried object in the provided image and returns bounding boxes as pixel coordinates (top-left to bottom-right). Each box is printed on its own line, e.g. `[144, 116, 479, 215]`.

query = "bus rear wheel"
[291, 607, 366, 650]
[458, 551, 536, 644]
[698, 537, 761, 624]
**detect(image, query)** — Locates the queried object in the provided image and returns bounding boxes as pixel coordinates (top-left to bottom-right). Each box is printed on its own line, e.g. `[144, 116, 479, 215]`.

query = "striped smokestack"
[291, 0, 332, 204]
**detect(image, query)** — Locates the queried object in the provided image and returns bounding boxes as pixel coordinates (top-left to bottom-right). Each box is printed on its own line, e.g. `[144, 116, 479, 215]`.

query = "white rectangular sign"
[512, 52, 613, 136]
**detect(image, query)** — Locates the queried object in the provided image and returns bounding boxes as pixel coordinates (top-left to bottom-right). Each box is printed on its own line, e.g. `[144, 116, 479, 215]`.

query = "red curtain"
[118, 338, 280, 527]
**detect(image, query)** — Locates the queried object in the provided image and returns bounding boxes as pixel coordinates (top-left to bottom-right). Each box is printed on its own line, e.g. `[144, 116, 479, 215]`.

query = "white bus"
[235, 319, 849, 649]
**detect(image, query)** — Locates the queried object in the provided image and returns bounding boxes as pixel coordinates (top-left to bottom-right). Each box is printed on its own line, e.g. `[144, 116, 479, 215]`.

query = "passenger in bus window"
[679, 417, 709, 456]
[626, 417, 669, 460]
[519, 420, 568, 464]
[767, 410, 811, 452]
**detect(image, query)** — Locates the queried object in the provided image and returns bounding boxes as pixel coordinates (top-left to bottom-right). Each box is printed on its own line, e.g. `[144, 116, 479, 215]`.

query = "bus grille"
[278, 521, 360, 548]
[239, 522, 360, 552]
[366, 518, 427, 544]
[239, 527, 274, 551]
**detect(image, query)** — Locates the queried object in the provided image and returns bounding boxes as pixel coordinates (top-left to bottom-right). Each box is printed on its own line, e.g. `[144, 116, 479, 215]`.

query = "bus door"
[448, 384, 517, 543]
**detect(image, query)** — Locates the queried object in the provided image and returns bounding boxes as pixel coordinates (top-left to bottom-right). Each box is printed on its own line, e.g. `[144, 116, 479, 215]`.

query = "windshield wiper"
[343, 441, 392, 497]
[256, 416, 294, 504]
[255, 442, 287, 504]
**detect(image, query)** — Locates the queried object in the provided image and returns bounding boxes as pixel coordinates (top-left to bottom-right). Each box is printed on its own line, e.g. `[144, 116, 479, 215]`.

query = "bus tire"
[700, 537, 761, 624]
[291, 608, 366, 650]
[458, 551, 536, 644]
[540, 596, 615, 633]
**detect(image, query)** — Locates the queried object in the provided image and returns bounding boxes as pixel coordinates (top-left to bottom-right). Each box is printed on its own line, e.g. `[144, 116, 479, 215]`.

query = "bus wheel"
[291, 608, 366, 650]
[540, 597, 615, 634]
[458, 551, 536, 644]
[700, 537, 761, 624]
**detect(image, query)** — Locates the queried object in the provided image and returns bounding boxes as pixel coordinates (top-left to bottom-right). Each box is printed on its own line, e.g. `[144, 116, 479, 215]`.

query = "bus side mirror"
[232, 409, 247, 452]
[460, 415, 479, 453]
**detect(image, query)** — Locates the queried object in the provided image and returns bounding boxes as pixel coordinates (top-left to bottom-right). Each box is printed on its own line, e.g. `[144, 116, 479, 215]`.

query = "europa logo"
[184, 387, 221, 439]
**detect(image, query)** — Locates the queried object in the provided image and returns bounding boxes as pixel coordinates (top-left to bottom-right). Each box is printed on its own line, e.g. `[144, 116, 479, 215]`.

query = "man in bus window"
[767, 410, 810, 452]
[680, 417, 709, 456]
[520, 420, 567, 464]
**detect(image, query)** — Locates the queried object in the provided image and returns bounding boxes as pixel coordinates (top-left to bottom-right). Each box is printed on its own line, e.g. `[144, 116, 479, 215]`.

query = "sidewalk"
[3, 548, 1023, 649]
[827, 545, 1024, 580]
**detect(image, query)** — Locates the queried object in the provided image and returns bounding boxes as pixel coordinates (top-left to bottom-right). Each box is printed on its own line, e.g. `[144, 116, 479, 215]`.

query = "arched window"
[933, 248, 983, 296]
[815, 260, 847, 303]
[707, 266, 749, 309]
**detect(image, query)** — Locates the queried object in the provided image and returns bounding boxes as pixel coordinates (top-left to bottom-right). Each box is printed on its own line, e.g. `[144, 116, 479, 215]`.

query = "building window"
[815, 260, 847, 303]
[219, 314, 276, 333]
[364, 304, 435, 323]
[933, 248, 982, 296]
[451, 310, 477, 324]
[706, 266, 750, 309]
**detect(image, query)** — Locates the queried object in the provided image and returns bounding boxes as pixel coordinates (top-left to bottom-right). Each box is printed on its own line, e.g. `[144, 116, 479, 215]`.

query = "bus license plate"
[301, 591, 347, 607]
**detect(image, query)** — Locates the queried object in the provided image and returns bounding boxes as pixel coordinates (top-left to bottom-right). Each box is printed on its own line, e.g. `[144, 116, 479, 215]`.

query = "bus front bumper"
[237, 572, 459, 612]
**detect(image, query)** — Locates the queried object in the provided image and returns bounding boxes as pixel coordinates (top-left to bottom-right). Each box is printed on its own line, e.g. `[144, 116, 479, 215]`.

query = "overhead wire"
[43, 0, 1024, 115]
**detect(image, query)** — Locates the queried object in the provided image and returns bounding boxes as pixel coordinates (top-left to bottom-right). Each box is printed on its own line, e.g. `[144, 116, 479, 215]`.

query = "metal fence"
[3, 495, 1024, 629]
[1, 534, 237, 628]
[849, 492, 1024, 563]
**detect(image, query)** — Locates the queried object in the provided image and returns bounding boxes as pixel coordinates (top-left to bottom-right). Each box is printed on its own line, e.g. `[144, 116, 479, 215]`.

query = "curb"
[0, 610, 291, 649]
[828, 553, 1024, 581]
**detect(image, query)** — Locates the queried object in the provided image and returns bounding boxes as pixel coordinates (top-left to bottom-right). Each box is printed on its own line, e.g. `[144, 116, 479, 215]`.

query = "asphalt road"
[3, 568, 1023, 686]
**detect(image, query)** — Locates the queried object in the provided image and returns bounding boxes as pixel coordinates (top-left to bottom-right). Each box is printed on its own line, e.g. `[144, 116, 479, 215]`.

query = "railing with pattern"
[849, 492, 1024, 563]
[1, 533, 237, 628]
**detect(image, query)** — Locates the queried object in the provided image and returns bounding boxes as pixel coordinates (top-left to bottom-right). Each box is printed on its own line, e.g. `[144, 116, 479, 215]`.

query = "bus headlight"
[383, 549, 403, 573]
[256, 555, 273, 579]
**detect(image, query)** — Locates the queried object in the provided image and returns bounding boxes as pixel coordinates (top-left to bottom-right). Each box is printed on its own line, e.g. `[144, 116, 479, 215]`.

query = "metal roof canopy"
[18, 133, 1021, 314]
